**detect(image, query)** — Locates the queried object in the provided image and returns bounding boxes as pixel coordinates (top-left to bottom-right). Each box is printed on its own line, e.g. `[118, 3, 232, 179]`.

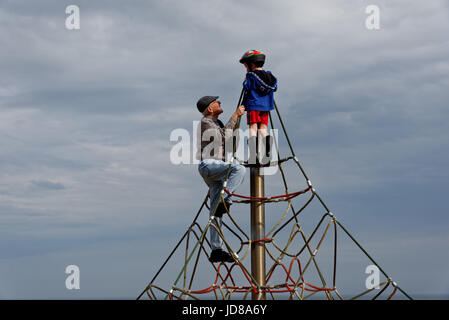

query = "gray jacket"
[196, 115, 238, 161]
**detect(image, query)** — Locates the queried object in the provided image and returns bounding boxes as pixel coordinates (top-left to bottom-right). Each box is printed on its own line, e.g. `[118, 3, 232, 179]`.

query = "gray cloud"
[30, 179, 65, 190]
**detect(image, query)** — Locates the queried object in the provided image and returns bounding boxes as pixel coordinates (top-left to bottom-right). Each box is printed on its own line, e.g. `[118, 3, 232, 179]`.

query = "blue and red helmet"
[239, 49, 266, 65]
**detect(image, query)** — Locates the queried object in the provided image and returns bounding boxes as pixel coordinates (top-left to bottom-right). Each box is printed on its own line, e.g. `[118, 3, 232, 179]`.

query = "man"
[196, 95, 246, 263]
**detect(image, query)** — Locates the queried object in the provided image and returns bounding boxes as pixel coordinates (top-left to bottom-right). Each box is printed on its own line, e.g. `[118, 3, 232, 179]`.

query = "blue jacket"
[242, 70, 277, 112]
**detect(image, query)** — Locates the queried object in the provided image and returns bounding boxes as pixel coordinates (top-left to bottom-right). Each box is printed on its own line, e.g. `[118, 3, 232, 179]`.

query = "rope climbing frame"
[137, 96, 412, 301]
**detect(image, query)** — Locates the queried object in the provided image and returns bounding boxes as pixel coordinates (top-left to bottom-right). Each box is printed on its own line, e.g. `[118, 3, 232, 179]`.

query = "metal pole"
[250, 165, 266, 300]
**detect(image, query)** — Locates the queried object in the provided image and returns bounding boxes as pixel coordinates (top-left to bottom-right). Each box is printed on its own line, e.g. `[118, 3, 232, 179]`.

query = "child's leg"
[259, 123, 268, 138]
[249, 123, 258, 137]
[258, 113, 272, 163]
[247, 111, 258, 137]
[247, 112, 258, 164]
[258, 111, 270, 137]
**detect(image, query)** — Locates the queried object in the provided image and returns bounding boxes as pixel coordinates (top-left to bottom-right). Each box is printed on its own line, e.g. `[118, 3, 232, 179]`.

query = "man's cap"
[197, 96, 219, 113]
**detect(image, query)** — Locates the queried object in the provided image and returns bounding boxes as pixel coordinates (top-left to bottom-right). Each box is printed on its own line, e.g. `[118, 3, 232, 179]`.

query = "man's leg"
[200, 160, 246, 250]
[222, 163, 246, 205]
[208, 179, 225, 251]
[199, 162, 224, 251]
[206, 160, 246, 205]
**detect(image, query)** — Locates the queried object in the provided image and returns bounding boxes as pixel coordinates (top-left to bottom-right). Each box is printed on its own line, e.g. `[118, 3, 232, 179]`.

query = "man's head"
[196, 96, 223, 117]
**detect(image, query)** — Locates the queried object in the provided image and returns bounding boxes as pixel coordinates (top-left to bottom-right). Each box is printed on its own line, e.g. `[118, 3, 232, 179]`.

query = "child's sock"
[265, 135, 273, 160]
[258, 135, 273, 165]
[248, 136, 259, 165]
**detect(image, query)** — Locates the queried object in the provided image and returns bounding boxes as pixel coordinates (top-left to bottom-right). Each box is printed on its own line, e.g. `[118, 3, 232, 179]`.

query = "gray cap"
[197, 96, 219, 113]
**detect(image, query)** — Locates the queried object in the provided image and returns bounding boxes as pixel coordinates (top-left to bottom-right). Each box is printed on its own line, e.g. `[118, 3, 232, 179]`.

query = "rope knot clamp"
[307, 180, 316, 193]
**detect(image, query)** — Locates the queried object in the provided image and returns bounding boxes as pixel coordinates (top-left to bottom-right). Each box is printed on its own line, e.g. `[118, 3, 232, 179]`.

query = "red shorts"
[247, 110, 269, 125]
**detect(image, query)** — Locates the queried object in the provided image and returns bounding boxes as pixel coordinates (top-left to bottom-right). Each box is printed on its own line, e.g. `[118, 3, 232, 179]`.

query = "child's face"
[243, 63, 250, 72]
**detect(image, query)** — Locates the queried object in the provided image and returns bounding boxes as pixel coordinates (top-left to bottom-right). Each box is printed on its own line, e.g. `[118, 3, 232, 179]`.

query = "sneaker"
[209, 249, 235, 263]
[214, 201, 232, 218]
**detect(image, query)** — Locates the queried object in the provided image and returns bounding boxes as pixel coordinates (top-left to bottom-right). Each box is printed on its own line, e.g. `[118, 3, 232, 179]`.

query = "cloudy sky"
[0, 0, 448, 299]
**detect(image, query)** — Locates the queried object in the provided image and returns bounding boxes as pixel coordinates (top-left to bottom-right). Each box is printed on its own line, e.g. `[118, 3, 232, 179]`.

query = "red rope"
[224, 186, 311, 201]
[241, 238, 272, 245]
[178, 256, 337, 297]
[387, 286, 397, 300]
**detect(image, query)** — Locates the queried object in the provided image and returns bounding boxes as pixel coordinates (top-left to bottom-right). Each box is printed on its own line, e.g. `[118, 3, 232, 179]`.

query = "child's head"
[239, 50, 265, 71]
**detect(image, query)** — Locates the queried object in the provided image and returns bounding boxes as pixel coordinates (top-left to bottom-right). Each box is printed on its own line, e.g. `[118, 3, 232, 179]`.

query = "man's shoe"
[214, 201, 232, 218]
[209, 249, 235, 263]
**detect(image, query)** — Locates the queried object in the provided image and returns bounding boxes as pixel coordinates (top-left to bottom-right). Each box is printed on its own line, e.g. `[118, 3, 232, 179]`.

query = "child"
[239, 50, 277, 164]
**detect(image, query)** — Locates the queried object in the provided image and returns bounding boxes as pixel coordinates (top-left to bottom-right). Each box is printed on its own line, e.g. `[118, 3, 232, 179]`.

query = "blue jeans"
[198, 159, 246, 251]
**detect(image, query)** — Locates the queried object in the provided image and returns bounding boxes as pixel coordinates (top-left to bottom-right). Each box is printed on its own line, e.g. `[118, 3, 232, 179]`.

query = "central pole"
[250, 166, 266, 300]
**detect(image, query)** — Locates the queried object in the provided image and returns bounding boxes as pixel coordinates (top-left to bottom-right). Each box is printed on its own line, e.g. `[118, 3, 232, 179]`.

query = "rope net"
[137, 98, 412, 301]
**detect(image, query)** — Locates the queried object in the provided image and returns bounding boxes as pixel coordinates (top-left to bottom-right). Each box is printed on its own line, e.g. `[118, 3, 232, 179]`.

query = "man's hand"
[232, 105, 245, 119]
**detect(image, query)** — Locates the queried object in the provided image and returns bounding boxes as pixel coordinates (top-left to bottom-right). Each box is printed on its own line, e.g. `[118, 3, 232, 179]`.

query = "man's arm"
[217, 105, 245, 134]
[222, 105, 245, 152]
[231, 105, 245, 121]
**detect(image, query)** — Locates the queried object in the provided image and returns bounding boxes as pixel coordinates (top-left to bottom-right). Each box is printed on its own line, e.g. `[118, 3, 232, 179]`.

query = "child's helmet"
[239, 50, 266, 65]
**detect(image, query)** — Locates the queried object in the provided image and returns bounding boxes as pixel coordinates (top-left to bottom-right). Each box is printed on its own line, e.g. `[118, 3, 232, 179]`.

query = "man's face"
[207, 100, 223, 116]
